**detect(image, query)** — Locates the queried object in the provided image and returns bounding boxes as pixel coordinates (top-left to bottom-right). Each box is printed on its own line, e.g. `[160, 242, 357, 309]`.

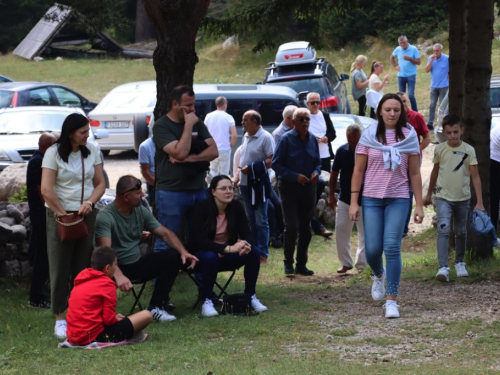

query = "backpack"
[221, 293, 257, 316]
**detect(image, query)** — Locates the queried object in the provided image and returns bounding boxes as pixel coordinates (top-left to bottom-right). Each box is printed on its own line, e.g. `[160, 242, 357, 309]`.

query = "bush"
[9, 186, 28, 203]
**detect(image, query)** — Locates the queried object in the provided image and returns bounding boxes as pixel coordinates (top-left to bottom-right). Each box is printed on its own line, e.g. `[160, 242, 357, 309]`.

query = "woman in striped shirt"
[349, 93, 424, 319]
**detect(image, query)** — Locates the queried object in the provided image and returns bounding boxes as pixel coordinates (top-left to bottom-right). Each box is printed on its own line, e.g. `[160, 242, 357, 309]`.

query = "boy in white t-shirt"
[425, 115, 484, 282]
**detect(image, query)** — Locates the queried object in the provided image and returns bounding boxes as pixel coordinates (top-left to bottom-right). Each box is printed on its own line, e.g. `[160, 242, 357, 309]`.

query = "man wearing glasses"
[272, 108, 322, 276]
[305, 92, 336, 238]
[424, 43, 449, 131]
[96, 175, 199, 323]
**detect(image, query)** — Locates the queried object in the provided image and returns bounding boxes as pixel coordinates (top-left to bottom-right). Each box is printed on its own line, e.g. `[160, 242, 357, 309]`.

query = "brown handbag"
[55, 155, 90, 242]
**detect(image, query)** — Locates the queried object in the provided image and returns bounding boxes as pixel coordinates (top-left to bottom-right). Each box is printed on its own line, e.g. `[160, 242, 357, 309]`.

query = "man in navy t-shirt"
[328, 124, 366, 273]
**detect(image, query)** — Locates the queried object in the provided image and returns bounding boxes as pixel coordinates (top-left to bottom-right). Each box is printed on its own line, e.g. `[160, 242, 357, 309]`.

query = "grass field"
[2, 38, 500, 374]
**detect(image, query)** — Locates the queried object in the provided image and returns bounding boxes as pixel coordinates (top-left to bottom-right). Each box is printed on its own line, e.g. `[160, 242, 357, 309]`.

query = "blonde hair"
[350, 55, 367, 72]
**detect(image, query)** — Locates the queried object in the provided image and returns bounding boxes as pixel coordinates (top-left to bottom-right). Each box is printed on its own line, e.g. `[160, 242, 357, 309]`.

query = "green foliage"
[320, 0, 449, 48]
[9, 186, 28, 203]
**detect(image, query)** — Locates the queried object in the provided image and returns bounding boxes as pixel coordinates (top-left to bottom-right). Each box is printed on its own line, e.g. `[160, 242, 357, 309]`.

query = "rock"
[33, 56, 44, 62]
[9, 225, 27, 242]
[324, 186, 330, 195]
[0, 210, 7, 218]
[0, 163, 27, 201]
[20, 260, 32, 277]
[7, 205, 24, 223]
[0, 217, 16, 226]
[0, 202, 10, 210]
[0, 243, 17, 261]
[323, 206, 336, 226]
[316, 198, 326, 218]
[0, 221, 13, 243]
[20, 240, 29, 255]
[55, 56, 63, 61]
[0, 259, 20, 278]
[15, 202, 30, 218]
[222, 35, 238, 50]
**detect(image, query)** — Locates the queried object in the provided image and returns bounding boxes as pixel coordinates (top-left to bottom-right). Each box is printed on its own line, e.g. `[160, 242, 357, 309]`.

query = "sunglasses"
[308, 101, 320, 105]
[123, 179, 142, 194]
[296, 117, 310, 122]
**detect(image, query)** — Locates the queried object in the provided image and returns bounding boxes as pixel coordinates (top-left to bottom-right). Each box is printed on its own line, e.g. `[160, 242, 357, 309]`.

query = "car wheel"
[134, 113, 149, 153]
[101, 150, 110, 157]
[103, 168, 110, 189]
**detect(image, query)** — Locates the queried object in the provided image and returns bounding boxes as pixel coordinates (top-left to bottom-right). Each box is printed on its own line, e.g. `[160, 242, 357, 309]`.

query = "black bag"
[221, 293, 255, 316]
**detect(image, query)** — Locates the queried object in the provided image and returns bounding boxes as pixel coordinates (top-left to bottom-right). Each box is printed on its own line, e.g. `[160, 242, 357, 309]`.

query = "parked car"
[263, 41, 351, 114]
[435, 76, 500, 142]
[88, 81, 156, 153]
[0, 106, 110, 187]
[0, 75, 13, 83]
[0, 82, 97, 115]
[329, 114, 368, 155]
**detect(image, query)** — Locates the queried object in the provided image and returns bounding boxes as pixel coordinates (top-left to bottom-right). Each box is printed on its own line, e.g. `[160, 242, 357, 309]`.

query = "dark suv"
[263, 41, 351, 114]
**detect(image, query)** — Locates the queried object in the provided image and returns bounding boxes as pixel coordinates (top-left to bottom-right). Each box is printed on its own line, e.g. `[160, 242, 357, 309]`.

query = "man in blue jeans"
[424, 43, 449, 131]
[234, 110, 274, 265]
[153, 85, 218, 252]
[390, 35, 421, 111]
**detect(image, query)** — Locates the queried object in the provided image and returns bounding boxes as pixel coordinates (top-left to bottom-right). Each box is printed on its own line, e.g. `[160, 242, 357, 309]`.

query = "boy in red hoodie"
[66, 246, 152, 345]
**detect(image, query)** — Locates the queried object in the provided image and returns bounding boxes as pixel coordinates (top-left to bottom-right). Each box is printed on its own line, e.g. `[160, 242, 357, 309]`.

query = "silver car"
[0, 106, 110, 186]
[88, 81, 156, 153]
[329, 114, 369, 155]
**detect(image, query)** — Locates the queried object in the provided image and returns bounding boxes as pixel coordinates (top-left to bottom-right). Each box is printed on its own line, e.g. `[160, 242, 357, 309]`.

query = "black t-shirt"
[331, 143, 362, 205]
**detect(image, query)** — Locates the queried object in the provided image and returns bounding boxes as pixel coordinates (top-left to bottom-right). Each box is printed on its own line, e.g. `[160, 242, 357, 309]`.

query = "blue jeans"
[240, 185, 270, 258]
[362, 197, 410, 296]
[435, 198, 469, 268]
[194, 249, 261, 300]
[154, 188, 207, 251]
[268, 188, 284, 237]
[403, 191, 414, 235]
[428, 87, 448, 126]
[398, 75, 418, 111]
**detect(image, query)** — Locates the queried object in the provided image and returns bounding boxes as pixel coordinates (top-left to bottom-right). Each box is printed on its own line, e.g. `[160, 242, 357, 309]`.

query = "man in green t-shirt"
[152, 85, 218, 253]
[96, 175, 198, 322]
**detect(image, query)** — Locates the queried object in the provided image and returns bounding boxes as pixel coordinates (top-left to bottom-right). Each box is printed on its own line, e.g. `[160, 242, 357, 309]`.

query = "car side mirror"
[340, 73, 349, 81]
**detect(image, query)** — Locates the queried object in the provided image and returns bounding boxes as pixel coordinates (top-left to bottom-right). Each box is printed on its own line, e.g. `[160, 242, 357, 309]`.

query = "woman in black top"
[190, 175, 267, 317]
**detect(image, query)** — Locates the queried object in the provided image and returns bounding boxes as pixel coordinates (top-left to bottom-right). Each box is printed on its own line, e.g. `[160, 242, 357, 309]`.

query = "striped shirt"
[357, 128, 416, 199]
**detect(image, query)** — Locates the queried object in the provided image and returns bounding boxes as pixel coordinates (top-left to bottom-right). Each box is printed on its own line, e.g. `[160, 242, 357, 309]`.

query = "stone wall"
[0, 201, 31, 278]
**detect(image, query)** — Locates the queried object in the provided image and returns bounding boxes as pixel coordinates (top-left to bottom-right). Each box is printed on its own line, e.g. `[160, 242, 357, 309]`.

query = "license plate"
[104, 121, 129, 128]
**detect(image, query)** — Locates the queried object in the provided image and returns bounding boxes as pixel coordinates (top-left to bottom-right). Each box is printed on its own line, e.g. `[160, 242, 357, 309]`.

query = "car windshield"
[98, 91, 156, 109]
[0, 91, 15, 109]
[267, 78, 328, 98]
[329, 116, 360, 129]
[0, 111, 70, 134]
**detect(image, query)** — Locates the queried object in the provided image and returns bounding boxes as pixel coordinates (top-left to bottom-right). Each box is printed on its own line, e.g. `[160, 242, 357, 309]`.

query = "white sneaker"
[371, 268, 386, 301]
[251, 295, 268, 313]
[54, 320, 67, 339]
[383, 302, 400, 318]
[436, 267, 450, 282]
[455, 262, 469, 277]
[150, 307, 176, 322]
[201, 299, 218, 317]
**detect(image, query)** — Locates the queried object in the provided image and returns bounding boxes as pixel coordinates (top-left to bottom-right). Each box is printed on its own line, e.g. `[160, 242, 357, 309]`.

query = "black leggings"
[357, 95, 367, 117]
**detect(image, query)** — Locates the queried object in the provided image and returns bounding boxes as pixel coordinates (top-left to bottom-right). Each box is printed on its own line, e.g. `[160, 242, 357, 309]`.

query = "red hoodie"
[66, 268, 119, 345]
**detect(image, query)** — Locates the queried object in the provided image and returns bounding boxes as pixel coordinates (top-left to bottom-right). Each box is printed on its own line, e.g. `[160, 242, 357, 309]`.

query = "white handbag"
[366, 89, 382, 109]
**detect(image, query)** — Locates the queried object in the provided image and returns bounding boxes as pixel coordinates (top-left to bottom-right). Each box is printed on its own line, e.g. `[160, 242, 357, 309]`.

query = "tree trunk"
[462, 0, 494, 259]
[136, 0, 156, 42]
[448, 0, 467, 116]
[141, 0, 210, 119]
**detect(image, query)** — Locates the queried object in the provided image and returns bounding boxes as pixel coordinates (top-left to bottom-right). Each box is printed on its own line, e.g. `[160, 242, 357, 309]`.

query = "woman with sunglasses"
[41, 113, 106, 339]
[189, 175, 267, 317]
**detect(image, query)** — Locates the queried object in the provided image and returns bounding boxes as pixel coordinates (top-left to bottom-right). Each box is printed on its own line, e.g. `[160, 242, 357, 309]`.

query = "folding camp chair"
[129, 279, 148, 315]
[187, 267, 241, 309]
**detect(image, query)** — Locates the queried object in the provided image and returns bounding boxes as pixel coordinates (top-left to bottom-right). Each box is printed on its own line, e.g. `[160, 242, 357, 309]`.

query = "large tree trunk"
[141, 0, 210, 119]
[448, 0, 467, 116]
[136, 0, 156, 42]
[461, 0, 494, 259]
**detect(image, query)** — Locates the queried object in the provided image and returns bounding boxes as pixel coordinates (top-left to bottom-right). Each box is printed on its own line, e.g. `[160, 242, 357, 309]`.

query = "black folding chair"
[128, 279, 148, 315]
[187, 267, 240, 309]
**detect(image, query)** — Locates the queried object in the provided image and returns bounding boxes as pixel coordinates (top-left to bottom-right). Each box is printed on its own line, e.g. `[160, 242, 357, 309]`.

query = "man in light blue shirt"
[390, 35, 421, 111]
[425, 43, 449, 130]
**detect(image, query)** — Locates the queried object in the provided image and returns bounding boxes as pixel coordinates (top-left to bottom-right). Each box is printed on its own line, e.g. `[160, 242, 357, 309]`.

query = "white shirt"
[42, 143, 102, 211]
[204, 110, 235, 151]
[309, 112, 329, 158]
[491, 123, 500, 163]
[369, 74, 383, 95]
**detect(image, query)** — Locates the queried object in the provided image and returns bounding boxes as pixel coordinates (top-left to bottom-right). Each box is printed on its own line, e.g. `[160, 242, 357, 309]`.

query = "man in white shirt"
[204, 96, 237, 181]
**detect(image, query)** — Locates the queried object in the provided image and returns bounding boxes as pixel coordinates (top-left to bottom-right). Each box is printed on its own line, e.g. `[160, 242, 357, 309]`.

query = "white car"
[0, 106, 110, 186]
[329, 114, 370, 155]
[88, 81, 156, 153]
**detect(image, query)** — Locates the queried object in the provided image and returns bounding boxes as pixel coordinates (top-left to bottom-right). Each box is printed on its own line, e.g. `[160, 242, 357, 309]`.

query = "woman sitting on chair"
[190, 175, 268, 317]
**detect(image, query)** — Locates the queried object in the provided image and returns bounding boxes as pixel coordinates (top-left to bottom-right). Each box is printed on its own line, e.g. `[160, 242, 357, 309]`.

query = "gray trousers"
[46, 208, 97, 314]
[436, 198, 470, 268]
[428, 87, 448, 126]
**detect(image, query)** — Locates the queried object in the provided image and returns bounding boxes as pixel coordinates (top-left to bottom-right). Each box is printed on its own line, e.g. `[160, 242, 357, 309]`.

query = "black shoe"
[164, 300, 175, 312]
[314, 227, 333, 238]
[295, 267, 314, 276]
[427, 124, 434, 130]
[271, 236, 283, 248]
[284, 264, 295, 275]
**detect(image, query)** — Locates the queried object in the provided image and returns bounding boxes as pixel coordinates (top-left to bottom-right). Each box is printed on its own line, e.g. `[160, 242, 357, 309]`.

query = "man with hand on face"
[153, 85, 218, 250]
[425, 43, 449, 131]
[96, 175, 199, 323]
[235, 110, 274, 265]
[272, 108, 322, 276]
